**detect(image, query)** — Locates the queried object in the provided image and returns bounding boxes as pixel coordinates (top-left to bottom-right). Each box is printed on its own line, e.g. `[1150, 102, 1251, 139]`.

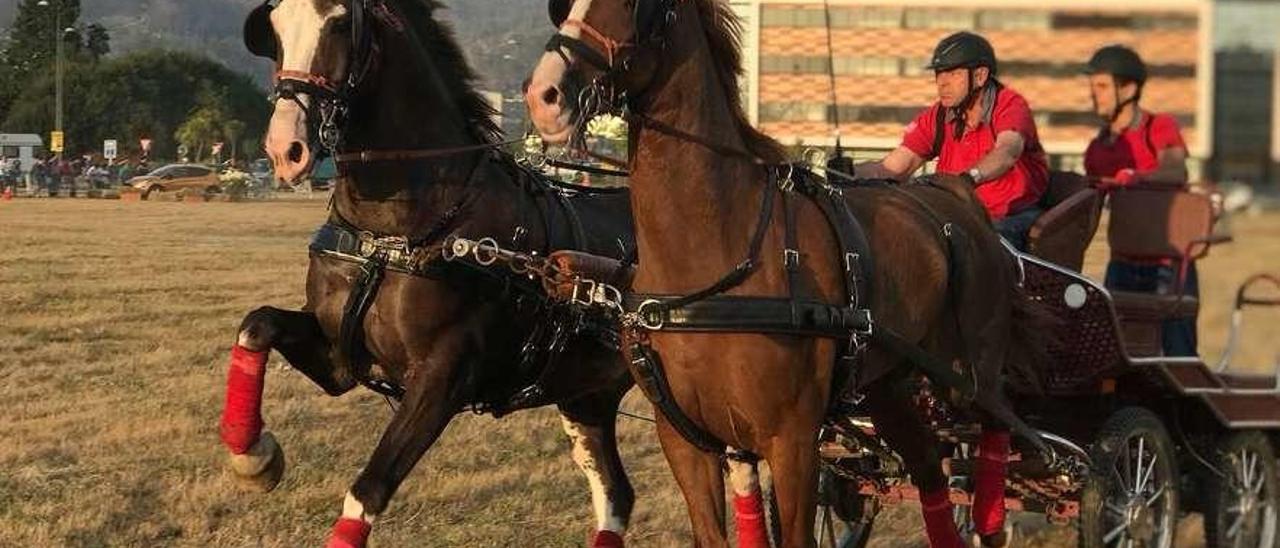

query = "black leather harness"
[308, 157, 621, 407]
[621, 168, 975, 455]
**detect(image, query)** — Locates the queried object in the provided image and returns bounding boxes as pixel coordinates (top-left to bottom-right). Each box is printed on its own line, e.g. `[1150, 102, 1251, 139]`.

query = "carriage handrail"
[1215, 274, 1280, 374]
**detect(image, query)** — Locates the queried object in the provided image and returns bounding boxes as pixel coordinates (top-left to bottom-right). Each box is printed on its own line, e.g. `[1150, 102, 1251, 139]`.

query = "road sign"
[50, 131, 64, 153]
[103, 139, 118, 160]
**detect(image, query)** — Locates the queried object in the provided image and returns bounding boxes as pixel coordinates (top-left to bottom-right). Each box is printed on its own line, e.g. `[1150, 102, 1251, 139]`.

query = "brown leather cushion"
[544, 250, 636, 300]
[1028, 186, 1104, 271]
[1110, 290, 1199, 320]
[1108, 189, 1214, 262]
[1041, 170, 1090, 209]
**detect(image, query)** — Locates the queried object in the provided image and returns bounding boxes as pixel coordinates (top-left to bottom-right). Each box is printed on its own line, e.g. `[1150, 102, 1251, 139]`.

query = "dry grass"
[0, 199, 1276, 547]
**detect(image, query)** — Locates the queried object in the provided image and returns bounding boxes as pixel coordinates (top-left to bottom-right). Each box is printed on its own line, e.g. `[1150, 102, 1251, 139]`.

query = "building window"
[1052, 12, 1132, 30]
[1134, 14, 1198, 31]
[761, 6, 826, 27]
[759, 102, 829, 123]
[977, 10, 1050, 31]
[904, 8, 974, 30]
[833, 56, 902, 76]
[834, 7, 904, 29]
[760, 55, 830, 74]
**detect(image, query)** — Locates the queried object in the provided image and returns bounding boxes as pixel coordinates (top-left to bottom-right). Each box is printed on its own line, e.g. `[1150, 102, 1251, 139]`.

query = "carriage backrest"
[1026, 171, 1104, 271]
[1107, 188, 1216, 263]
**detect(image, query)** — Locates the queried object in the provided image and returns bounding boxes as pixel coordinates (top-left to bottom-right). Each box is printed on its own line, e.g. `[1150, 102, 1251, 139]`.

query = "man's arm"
[968, 130, 1024, 184]
[1132, 147, 1189, 186]
[852, 146, 926, 182]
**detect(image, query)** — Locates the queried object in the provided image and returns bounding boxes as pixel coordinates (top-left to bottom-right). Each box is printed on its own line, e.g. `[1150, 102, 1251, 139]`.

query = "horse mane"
[692, 0, 785, 162]
[391, 0, 501, 143]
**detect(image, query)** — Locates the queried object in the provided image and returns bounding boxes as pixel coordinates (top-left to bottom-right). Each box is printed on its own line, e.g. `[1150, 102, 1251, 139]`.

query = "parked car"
[126, 164, 221, 198]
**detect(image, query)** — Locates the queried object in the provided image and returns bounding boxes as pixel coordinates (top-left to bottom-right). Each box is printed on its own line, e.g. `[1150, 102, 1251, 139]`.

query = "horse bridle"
[543, 0, 681, 126]
[244, 0, 383, 157]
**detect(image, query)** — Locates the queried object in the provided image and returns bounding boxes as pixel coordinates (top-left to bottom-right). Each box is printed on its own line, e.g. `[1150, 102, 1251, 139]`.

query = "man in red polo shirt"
[1083, 45, 1196, 356]
[854, 31, 1049, 252]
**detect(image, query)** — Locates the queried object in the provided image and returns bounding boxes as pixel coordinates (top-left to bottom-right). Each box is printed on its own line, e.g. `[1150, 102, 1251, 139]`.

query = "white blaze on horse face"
[560, 416, 626, 533]
[526, 0, 596, 142]
[342, 490, 377, 524]
[265, 0, 347, 162]
[273, 0, 348, 81]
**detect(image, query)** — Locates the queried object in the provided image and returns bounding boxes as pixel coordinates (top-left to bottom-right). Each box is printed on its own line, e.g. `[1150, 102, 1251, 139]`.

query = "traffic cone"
[2, 186, 12, 201]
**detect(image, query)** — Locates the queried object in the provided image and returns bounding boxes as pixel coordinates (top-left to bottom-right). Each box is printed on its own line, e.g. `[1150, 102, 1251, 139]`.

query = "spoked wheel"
[1204, 431, 1279, 548]
[1079, 407, 1180, 548]
[814, 466, 877, 548]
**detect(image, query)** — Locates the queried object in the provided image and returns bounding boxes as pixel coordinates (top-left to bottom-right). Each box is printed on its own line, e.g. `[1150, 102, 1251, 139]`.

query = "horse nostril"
[541, 85, 560, 107]
[521, 77, 533, 94]
[287, 142, 304, 164]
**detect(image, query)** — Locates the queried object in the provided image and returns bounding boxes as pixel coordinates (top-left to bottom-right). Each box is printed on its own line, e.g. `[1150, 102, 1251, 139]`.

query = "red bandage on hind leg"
[920, 488, 965, 548]
[733, 491, 769, 548]
[973, 429, 1011, 537]
[325, 517, 372, 548]
[219, 345, 268, 455]
[590, 529, 625, 548]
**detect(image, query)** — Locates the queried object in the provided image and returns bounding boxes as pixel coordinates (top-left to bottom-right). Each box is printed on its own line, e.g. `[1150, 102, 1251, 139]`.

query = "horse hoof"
[228, 431, 286, 492]
[590, 530, 624, 548]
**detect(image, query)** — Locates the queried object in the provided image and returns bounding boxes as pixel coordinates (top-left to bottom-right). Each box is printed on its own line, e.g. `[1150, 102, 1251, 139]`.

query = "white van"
[0, 133, 44, 176]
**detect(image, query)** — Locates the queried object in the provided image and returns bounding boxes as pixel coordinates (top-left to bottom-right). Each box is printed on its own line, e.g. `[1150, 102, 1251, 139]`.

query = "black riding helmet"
[926, 32, 999, 141]
[925, 31, 998, 75]
[1085, 45, 1147, 124]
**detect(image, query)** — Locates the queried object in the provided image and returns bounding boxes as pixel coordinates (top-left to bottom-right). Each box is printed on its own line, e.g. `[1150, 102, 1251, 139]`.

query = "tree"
[2, 49, 270, 159]
[0, 0, 83, 120]
[84, 23, 108, 61]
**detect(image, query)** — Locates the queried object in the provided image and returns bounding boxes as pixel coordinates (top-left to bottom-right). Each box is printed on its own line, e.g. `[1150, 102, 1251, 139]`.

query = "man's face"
[934, 66, 986, 108]
[1089, 73, 1138, 118]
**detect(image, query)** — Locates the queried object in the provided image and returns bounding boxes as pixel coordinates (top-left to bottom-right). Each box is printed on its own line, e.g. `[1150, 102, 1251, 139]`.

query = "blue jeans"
[1104, 261, 1199, 356]
[993, 206, 1042, 252]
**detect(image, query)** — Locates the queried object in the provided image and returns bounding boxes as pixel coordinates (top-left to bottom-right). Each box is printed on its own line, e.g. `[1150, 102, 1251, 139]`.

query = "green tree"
[84, 23, 108, 61]
[2, 49, 270, 159]
[0, 0, 83, 121]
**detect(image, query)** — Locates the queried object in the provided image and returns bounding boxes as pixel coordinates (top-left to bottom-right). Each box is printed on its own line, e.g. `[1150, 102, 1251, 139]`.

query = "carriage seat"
[544, 250, 636, 300]
[1025, 171, 1104, 271]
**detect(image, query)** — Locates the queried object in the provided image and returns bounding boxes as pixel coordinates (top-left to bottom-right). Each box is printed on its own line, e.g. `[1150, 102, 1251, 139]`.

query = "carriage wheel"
[813, 466, 877, 548]
[1204, 431, 1279, 548]
[1078, 407, 1179, 548]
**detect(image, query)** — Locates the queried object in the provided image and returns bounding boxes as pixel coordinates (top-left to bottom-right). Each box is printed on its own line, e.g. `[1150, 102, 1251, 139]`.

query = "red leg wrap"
[733, 491, 770, 548]
[920, 488, 965, 548]
[973, 429, 1011, 537]
[219, 345, 268, 455]
[590, 529, 625, 548]
[325, 518, 371, 548]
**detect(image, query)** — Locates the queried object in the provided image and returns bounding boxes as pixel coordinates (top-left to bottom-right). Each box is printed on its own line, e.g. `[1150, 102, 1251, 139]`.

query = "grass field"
[1, 198, 1276, 547]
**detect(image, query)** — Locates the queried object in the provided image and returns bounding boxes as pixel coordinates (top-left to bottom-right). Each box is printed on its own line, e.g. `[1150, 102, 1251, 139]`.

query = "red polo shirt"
[902, 86, 1049, 221]
[1084, 112, 1186, 179]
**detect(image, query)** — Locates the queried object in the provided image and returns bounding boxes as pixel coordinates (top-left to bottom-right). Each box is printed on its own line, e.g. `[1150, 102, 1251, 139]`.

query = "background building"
[730, 0, 1278, 186]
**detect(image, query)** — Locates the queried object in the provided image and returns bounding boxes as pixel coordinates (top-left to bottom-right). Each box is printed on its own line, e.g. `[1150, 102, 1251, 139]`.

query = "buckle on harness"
[852, 308, 874, 337]
[635, 299, 665, 330]
[783, 248, 800, 269]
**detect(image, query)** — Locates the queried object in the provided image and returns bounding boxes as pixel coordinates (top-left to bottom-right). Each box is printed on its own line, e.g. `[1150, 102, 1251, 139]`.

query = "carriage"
[812, 176, 1280, 547]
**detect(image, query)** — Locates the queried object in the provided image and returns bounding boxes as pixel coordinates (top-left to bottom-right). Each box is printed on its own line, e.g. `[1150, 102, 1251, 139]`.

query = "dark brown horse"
[221, 1, 637, 546]
[526, 1, 1045, 546]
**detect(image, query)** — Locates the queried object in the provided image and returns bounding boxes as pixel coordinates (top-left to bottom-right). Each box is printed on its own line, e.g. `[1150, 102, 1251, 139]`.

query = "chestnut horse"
[222, 1, 637, 546]
[526, 1, 1046, 546]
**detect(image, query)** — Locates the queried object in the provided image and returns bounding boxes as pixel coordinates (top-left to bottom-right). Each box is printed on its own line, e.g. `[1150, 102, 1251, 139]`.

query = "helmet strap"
[1107, 75, 1142, 129]
[950, 68, 980, 140]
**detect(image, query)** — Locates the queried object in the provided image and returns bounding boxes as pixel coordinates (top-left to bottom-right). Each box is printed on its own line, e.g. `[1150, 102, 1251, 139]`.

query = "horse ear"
[244, 2, 278, 59]
[548, 0, 571, 27]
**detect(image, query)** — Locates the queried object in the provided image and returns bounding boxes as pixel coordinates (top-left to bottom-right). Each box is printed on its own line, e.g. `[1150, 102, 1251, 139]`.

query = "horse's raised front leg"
[220, 306, 355, 492]
[325, 352, 461, 548]
[558, 389, 635, 547]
